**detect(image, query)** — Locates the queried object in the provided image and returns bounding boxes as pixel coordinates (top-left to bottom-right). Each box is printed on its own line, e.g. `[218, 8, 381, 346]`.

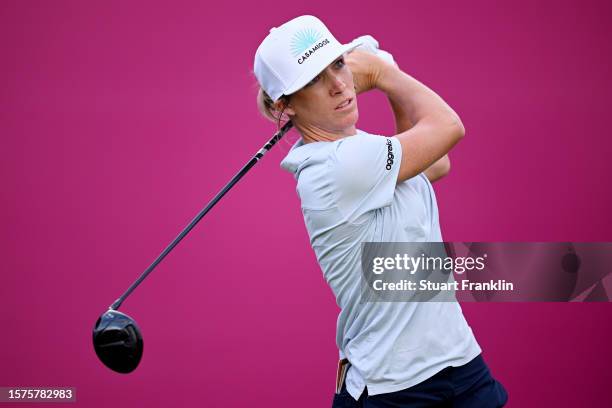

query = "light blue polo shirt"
[280, 130, 481, 400]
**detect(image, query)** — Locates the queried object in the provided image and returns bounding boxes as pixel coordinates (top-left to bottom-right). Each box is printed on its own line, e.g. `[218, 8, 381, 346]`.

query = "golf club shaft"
[110, 120, 294, 310]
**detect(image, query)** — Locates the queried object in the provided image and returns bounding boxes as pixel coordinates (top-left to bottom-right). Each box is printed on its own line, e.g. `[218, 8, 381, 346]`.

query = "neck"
[296, 121, 357, 144]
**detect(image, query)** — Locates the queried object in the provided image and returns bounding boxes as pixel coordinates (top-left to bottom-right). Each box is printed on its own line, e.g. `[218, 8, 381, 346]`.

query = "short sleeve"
[331, 133, 402, 221]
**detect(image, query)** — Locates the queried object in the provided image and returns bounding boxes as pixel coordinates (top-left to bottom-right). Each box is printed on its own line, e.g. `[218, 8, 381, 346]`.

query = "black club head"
[93, 310, 143, 373]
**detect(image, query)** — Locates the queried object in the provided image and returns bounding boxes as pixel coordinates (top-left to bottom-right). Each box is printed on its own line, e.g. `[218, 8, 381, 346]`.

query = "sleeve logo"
[385, 139, 394, 170]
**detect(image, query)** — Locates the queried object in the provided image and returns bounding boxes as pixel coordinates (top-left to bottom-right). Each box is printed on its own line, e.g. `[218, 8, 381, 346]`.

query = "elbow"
[426, 155, 451, 182]
[437, 155, 451, 179]
[435, 113, 465, 145]
[451, 117, 465, 142]
[441, 155, 451, 176]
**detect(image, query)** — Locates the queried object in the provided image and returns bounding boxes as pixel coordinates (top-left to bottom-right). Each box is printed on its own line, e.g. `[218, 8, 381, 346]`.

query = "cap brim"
[281, 40, 363, 100]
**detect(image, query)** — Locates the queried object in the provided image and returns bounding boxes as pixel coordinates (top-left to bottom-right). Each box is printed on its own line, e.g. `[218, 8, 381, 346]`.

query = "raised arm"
[377, 65, 464, 183]
[387, 96, 451, 183]
[346, 50, 464, 184]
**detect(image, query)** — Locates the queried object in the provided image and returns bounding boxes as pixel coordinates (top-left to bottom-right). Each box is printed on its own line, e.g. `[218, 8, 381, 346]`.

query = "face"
[281, 55, 358, 137]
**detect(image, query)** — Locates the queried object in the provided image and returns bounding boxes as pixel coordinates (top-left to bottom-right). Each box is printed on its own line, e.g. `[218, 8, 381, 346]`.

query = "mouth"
[335, 98, 353, 110]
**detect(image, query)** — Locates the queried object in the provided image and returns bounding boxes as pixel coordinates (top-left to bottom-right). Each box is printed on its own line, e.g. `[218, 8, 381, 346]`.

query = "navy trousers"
[332, 355, 508, 408]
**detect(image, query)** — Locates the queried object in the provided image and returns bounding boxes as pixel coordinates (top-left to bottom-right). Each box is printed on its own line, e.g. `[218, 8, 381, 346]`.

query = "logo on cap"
[290, 28, 323, 57]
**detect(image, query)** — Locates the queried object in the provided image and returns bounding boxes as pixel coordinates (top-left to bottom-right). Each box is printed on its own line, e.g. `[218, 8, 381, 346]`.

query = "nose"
[327, 72, 346, 95]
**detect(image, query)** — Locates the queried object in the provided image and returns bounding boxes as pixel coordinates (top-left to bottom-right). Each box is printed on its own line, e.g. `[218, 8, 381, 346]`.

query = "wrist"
[375, 63, 401, 94]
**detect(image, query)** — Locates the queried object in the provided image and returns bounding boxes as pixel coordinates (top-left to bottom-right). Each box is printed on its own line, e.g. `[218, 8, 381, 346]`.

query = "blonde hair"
[256, 87, 292, 130]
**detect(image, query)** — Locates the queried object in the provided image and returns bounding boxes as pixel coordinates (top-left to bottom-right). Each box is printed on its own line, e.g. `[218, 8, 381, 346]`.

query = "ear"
[273, 99, 296, 116]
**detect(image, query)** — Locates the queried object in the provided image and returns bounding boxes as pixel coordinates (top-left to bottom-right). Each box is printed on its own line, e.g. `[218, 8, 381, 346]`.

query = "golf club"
[93, 120, 293, 373]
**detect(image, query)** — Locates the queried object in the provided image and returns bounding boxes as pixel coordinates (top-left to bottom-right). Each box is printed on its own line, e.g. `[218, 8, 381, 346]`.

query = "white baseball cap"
[254, 15, 362, 102]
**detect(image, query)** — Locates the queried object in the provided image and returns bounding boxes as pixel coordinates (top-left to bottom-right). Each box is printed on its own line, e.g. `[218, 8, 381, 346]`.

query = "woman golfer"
[254, 15, 508, 407]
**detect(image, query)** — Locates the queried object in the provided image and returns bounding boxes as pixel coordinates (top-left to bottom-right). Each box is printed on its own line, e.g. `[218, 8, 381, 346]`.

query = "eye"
[334, 57, 345, 68]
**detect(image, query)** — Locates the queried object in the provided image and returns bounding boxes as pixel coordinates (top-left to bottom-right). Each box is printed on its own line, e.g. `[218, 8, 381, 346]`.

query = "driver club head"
[93, 310, 143, 373]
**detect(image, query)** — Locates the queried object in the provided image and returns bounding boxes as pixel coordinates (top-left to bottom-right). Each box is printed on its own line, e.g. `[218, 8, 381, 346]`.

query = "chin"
[337, 110, 359, 131]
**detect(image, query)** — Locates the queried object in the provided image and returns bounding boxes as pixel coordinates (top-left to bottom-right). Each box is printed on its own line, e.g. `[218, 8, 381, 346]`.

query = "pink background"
[1, 0, 611, 406]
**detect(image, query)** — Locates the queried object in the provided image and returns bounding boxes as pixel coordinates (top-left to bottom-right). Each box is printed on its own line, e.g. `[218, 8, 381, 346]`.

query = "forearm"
[386, 82, 451, 182]
[388, 93, 414, 133]
[378, 66, 463, 131]
[347, 49, 462, 182]
[378, 64, 462, 182]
